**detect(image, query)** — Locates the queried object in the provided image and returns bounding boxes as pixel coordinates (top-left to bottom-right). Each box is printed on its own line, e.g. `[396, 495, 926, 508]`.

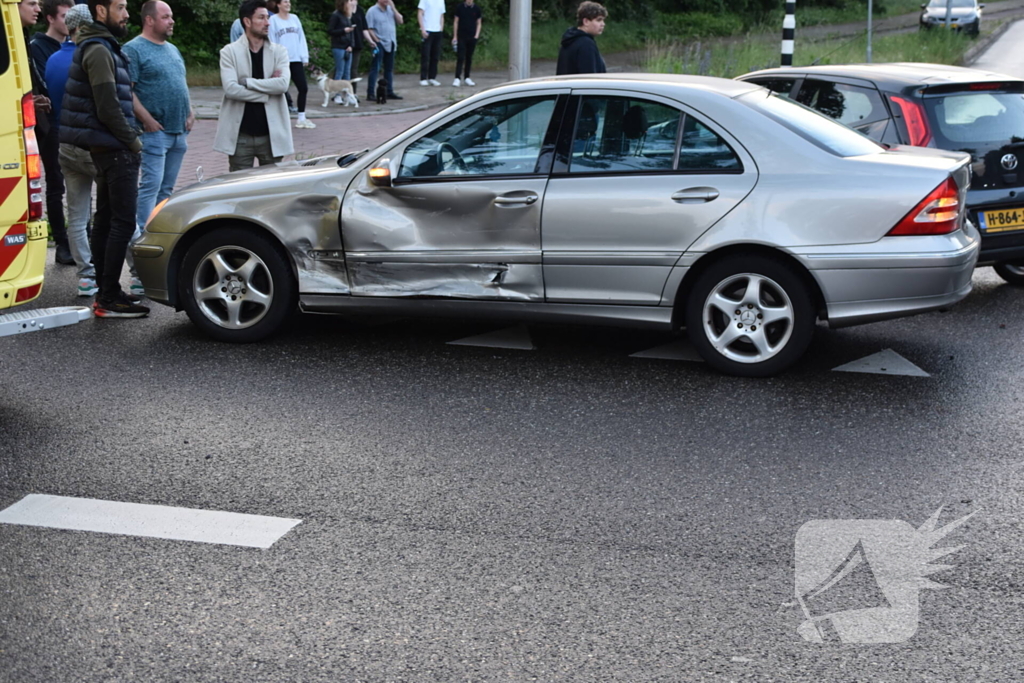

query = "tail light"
[891, 96, 932, 147]
[887, 176, 961, 236]
[21, 93, 43, 221]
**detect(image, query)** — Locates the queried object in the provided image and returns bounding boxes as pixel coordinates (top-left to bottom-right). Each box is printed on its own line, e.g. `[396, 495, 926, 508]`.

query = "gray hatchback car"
[133, 75, 978, 376]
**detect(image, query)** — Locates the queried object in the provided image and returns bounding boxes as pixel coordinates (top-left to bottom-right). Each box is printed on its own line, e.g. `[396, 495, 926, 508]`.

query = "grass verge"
[644, 26, 979, 78]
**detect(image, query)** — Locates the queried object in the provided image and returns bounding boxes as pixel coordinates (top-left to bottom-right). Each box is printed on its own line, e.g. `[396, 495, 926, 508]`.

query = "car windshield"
[926, 0, 975, 7]
[924, 92, 1024, 147]
[738, 90, 883, 157]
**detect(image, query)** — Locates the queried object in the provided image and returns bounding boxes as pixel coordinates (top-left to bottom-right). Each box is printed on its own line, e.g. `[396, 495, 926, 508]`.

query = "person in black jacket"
[327, 0, 355, 87]
[556, 1, 607, 76]
[349, 0, 368, 81]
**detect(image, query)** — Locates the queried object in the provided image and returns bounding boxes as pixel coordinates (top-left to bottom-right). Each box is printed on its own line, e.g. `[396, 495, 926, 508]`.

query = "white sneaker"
[78, 278, 98, 297]
[334, 94, 343, 104]
[129, 276, 145, 297]
[419, 80, 429, 86]
[464, 77, 475, 86]
[295, 119, 316, 129]
[452, 78, 461, 87]
[429, 79, 441, 86]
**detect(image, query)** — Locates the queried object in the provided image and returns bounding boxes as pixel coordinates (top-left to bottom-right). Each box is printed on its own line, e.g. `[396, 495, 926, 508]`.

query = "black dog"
[375, 78, 388, 105]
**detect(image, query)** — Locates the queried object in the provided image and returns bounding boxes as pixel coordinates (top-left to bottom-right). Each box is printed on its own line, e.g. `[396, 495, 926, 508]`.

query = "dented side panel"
[340, 171, 546, 300]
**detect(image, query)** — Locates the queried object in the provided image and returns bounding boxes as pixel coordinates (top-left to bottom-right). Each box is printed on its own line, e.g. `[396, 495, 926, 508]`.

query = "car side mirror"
[368, 158, 393, 188]
[979, 3, 985, 7]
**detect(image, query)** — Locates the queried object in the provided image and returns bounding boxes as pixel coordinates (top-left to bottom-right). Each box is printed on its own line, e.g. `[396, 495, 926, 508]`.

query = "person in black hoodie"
[556, 1, 607, 76]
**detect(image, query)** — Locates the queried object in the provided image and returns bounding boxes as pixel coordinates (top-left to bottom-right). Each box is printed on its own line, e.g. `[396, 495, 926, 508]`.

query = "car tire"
[685, 254, 815, 377]
[994, 261, 1024, 286]
[179, 227, 297, 343]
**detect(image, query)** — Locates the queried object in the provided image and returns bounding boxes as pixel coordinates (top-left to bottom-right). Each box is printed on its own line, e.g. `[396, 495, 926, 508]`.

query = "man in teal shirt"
[124, 2, 193, 234]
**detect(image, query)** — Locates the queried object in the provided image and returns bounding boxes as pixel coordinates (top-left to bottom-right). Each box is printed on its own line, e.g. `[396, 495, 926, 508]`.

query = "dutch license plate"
[981, 208, 1024, 233]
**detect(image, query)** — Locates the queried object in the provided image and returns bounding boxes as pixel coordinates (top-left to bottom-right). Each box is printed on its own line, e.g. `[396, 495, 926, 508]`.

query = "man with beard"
[215, 0, 292, 171]
[123, 0, 194, 297]
[59, 0, 148, 317]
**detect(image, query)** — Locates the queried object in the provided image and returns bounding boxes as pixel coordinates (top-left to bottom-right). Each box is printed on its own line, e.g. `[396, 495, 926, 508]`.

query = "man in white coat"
[214, 0, 293, 171]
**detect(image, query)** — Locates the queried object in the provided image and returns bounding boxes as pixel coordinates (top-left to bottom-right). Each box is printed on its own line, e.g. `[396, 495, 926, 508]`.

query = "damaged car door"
[340, 92, 565, 300]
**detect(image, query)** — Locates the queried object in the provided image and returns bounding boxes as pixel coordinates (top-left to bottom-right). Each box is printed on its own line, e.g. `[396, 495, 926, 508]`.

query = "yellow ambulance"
[1, 0, 46, 311]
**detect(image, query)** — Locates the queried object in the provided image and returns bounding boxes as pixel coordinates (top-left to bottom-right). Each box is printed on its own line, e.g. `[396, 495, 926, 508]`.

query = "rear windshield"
[923, 92, 1024, 147]
[738, 90, 883, 157]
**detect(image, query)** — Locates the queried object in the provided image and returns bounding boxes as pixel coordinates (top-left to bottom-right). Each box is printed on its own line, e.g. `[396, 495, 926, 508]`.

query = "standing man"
[124, 1, 193, 297]
[416, 0, 443, 87]
[46, 3, 98, 296]
[365, 0, 403, 101]
[214, 0, 293, 171]
[451, 0, 481, 87]
[123, 2, 193, 241]
[21, 0, 75, 265]
[59, 0, 149, 317]
[556, 1, 607, 76]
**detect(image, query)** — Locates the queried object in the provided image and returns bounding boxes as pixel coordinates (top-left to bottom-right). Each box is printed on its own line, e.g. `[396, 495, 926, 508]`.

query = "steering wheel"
[436, 142, 469, 175]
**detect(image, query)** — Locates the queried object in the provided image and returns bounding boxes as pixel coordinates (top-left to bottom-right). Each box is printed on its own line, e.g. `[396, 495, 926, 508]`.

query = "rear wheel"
[179, 227, 296, 342]
[994, 261, 1024, 285]
[685, 254, 816, 377]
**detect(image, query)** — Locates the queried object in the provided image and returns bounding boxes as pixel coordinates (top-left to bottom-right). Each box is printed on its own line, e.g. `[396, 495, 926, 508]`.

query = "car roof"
[740, 63, 1022, 88]
[487, 73, 765, 99]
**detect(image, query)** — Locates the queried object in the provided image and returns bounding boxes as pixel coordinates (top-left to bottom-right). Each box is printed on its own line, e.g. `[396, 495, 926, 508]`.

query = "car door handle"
[494, 193, 539, 206]
[671, 188, 720, 203]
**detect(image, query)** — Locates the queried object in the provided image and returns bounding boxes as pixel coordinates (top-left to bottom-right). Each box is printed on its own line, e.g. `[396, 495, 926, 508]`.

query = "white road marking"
[832, 349, 930, 377]
[447, 325, 536, 350]
[630, 339, 704, 362]
[0, 495, 301, 549]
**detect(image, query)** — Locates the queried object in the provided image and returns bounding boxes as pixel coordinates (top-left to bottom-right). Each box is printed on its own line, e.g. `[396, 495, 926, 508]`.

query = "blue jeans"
[332, 48, 352, 80]
[129, 130, 187, 277]
[367, 47, 395, 98]
[136, 130, 188, 230]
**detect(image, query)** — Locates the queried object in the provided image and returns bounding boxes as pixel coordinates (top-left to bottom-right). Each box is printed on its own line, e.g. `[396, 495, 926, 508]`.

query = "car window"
[797, 79, 889, 127]
[925, 93, 1024, 145]
[747, 77, 797, 98]
[739, 90, 883, 157]
[398, 95, 556, 179]
[926, 0, 975, 7]
[567, 96, 680, 174]
[678, 116, 742, 171]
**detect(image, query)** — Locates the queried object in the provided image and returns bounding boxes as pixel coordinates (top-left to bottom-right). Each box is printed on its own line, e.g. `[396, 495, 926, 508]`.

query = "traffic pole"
[781, 0, 796, 66]
[509, 0, 532, 81]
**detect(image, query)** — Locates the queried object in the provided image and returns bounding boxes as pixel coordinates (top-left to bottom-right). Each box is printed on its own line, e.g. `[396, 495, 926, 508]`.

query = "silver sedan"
[133, 75, 979, 376]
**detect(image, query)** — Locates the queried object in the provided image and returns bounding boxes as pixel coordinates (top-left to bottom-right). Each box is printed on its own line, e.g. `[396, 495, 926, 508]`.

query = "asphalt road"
[4, 30, 1024, 683]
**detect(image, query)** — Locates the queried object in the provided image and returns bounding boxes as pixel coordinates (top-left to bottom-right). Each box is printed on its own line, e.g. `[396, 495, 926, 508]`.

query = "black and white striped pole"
[781, 0, 796, 66]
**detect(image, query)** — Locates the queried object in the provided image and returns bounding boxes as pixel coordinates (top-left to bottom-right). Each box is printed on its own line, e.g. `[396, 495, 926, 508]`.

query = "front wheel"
[994, 261, 1024, 285]
[685, 254, 816, 377]
[179, 227, 297, 342]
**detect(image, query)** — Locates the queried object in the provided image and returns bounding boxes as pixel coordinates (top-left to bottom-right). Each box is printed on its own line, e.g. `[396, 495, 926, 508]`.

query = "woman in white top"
[270, 0, 315, 129]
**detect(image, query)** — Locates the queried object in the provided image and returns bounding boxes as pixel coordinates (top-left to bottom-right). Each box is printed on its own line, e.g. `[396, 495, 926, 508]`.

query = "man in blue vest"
[59, 0, 148, 317]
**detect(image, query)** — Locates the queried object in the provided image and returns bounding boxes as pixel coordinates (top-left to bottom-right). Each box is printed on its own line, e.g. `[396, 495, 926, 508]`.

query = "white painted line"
[832, 349, 930, 377]
[630, 339, 704, 362]
[447, 325, 536, 350]
[0, 495, 301, 549]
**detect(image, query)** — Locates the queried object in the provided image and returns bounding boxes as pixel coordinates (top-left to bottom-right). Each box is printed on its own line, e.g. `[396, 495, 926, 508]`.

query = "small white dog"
[316, 73, 361, 108]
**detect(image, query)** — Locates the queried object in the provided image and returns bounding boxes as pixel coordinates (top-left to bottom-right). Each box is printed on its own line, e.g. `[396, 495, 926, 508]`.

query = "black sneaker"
[55, 246, 75, 265]
[90, 290, 142, 310]
[388, 92, 403, 100]
[94, 291, 150, 318]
